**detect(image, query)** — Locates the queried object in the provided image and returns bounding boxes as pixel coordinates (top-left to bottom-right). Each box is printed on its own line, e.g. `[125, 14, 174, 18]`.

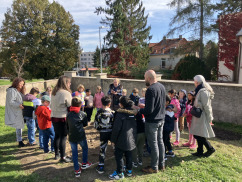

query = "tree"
[172, 55, 210, 80]
[0, 0, 79, 80]
[204, 41, 218, 80]
[167, 0, 215, 61]
[215, 0, 242, 15]
[96, 0, 151, 77]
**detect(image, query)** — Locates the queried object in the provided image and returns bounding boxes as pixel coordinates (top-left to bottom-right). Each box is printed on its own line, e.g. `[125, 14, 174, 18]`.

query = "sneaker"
[142, 166, 158, 173]
[138, 160, 143, 166]
[109, 171, 124, 180]
[54, 154, 60, 160]
[132, 162, 138, 168]
[96, 165, 104, 174]
[204, 148, 215, 157]
[189, 144, 197, 149]
[59, 157, 72, 163]
[75, 168, 81, 177]
[166, 151, 175, 157]
[18, 141, 25, 147]
[81, 162, 92, 169]
[182, 142, 191, 147]
[173, 141, 179, 146]
[125, 170, 132, 177]
[158, 165, 165, 171]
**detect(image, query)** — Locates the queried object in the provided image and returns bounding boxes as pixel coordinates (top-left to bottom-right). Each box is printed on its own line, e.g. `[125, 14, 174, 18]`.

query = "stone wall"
[0, 79, 57, 106]
[65, 71, 242, 125]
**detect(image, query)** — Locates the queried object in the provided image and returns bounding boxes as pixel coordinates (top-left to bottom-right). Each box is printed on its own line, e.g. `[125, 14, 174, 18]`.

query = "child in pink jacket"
[182, 91, 196, 149]
[168, 89, 181, 146]
[93, 86, 105, 112]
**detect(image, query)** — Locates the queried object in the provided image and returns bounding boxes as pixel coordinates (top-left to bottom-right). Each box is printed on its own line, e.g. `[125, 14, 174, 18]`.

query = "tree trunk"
[199, 0, 204, 60]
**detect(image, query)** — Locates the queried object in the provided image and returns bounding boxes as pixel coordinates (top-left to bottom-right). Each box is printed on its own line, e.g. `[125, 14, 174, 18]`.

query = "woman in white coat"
[5, 77, 26, 147]
[190, 75, 215, 157]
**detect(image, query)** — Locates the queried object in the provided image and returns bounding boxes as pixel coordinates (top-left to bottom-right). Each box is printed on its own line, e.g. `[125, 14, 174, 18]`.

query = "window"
[162, 61, 166, 68]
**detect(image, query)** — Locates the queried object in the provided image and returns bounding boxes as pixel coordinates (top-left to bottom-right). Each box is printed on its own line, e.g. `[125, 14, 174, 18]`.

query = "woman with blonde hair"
[51, 76, 72, 162]
[5, 77, 26, 147]
[190, 75, 215, 157]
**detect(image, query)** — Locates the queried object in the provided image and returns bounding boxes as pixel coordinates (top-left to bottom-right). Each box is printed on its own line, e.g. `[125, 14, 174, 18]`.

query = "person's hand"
[111, 143, 115, 149]
[139, 103, 145, 108]
[19, 104, 24, 109]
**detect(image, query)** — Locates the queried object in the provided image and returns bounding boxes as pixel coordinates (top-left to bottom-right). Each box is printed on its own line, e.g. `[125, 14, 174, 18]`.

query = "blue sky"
[0, 0, 218, 52]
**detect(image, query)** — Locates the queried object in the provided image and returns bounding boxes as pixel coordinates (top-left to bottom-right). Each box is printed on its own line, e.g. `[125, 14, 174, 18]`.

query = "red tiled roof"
[149, 38, 189, 54]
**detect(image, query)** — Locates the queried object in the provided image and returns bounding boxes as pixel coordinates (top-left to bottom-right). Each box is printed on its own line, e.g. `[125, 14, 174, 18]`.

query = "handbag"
[191, 106, 203, 118]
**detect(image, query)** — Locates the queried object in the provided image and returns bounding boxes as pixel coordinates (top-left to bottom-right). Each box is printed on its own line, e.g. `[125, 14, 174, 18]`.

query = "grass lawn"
[0, 106, 242, 182]
[0, 79, 44, 86]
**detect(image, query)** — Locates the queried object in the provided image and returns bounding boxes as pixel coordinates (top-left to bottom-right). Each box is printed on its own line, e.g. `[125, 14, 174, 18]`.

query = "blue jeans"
[42, 125, 55, 153]
[70, 140, 88, 171]
[145, 121, 165, 170]
[24, 117, 36, 144]
[36, 119, 44, 148]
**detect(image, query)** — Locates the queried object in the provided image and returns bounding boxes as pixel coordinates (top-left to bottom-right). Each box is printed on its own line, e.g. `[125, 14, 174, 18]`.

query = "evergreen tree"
[0, 0, 79, 79]
[96, 0, 151, 77]
[167, 0, 215, 61]
[215, 0, 242, 15]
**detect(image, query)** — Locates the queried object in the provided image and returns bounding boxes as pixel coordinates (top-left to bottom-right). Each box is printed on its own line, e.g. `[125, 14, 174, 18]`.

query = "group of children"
[22, 84, 197, 179]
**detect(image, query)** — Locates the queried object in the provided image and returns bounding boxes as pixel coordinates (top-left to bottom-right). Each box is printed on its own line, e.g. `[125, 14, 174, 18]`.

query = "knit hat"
[166, 104, 174, 110]
[188, 91, 195, 96]
[41, 95, 51, 102]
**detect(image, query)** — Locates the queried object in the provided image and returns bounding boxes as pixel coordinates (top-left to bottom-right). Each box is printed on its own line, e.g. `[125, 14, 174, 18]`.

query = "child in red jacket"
[35, 95, 55, 153]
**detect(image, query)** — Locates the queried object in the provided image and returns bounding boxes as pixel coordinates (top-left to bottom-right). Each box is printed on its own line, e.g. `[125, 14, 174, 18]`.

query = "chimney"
[179, 35, 182, 39]
[163, 36, 166, 44]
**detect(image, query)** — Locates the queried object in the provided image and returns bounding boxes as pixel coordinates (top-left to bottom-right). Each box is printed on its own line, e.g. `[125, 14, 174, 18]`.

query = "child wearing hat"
[182, 91, 197, 149]
[163, 95, 176, 158]
[35, 95, 55, 153]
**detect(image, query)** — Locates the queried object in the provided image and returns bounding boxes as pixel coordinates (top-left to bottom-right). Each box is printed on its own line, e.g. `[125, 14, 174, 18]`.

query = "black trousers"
[163, 131, 172, 152]
[52, 121, 68, 158]
[194, 135, 213, 154]
[115, 147, 132, 173]
[99, 132, 112, 165]
[84, 107, 93, 122]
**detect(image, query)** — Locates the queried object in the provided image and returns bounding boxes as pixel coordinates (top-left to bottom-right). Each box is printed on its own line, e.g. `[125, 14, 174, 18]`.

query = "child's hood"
[24, 94, 36, 101]
[116, 108, 136, 115]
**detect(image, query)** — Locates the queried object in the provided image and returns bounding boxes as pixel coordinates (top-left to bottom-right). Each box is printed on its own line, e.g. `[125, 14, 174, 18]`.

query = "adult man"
[139, 70, 166, 173]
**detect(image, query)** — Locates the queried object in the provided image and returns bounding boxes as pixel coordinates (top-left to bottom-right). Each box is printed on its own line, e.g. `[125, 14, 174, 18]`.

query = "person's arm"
[116, 85, 123, 96]
[108, 85, 112, 95]
[65, 92, 72, 108]
[81, 112, 88, 127]
[111, 114, 123, 144]
[139, 89, 154, 116]
[7, 89, 22, 108]
[42, 108, 52, 121]
[200, 91, 213, 122]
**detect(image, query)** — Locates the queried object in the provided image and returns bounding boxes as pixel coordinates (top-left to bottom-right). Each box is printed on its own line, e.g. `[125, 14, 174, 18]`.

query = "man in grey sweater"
[139, 70, 166, 173]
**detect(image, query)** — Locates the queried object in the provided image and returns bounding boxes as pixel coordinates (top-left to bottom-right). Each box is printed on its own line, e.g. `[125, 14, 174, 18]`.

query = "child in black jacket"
[109, 96, 137, 180]
[163, 95, 175, 158]
[67, 97, 92, 178]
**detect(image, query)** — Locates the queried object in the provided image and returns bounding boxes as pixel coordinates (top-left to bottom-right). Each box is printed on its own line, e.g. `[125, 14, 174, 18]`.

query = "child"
[168, 89, 181, 146]
[94, 96, 115, 174]
[182, 91, 196, 149]
[35, 95, 55, 153]
[178, 89, 187, 133]
[84, 89, 94, 122]
[109, 96, 137, 180]
[93, 86, 105, 112]
[122, 89, 127, 96]
[23, 87, 40, 145]
[72, 84, 86, 111]
[163, 95, 175, 158]
[129, 88, 140, 106]
[67, 97, 92, 178]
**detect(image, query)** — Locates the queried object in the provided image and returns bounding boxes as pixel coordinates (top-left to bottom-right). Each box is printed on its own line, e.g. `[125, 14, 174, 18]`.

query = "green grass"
[1, 106, 242, 182]
[0, 107, 43, 182]
[0, 79, 44, 86]
[213, 121, 242, 135]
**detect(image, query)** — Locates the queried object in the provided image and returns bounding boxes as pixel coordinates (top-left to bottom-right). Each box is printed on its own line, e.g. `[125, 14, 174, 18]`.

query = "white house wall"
[218, 61, 234, 81]
[148, 55, 184, 70]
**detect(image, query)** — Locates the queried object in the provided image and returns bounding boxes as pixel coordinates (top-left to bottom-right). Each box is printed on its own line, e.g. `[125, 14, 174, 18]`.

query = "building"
[148, 36, 198, 71]
[79, 52, 95, 68]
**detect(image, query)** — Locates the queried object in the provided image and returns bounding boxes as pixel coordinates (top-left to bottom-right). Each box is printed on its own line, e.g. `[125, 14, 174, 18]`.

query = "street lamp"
[99, 26, 108, 73]
[236, 28, 242, 84]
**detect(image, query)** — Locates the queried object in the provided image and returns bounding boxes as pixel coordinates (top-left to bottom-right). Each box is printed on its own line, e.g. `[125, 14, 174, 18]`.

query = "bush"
[172, 55, 211, 80]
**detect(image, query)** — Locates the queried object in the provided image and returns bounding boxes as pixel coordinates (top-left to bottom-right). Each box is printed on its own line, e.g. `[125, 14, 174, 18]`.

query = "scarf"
[194, 83, 204, 96]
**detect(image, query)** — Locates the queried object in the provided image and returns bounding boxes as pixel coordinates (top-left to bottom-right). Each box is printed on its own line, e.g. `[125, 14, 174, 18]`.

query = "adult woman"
[5, 77, 26, 147]
[108, 78, 123, 111]
[190, 75, 215, 157]
[51, 76, 72, 162]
